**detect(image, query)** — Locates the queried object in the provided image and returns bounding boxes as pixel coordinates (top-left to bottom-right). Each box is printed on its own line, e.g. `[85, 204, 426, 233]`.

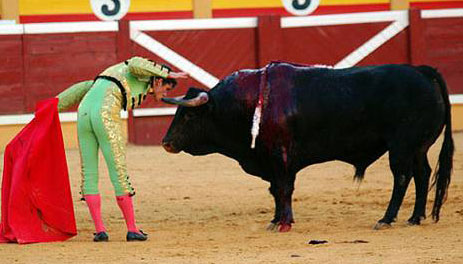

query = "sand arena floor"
[0, 132, 462, 264]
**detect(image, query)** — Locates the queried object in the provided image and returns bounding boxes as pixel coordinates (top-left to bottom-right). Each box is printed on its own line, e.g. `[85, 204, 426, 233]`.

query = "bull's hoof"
[266, 222, 292, 232]
[407, 216, 424, 226]
[373, 222, 392, 230]
[406, 220, 420, 226]
[266, 222, 279, 232]
[278, 223, 292, 232]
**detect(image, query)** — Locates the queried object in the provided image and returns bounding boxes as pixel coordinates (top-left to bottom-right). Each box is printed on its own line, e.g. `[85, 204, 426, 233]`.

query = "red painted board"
[257, 15, 283, 67]
[143, 29, 258, 78]
[131, 28, 258, 109]
[0, 35, 24, 114]
[425, 17, 463, 94]
[281, 22, 392, 66]
[130, 28, 259, 144]
[357, 29, 409, 66]
[131, 116, 174, 145]
[22, 33, 118, 111]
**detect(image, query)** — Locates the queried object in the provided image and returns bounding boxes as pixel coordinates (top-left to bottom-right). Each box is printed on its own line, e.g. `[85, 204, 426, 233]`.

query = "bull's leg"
[266, 185, 281, 231]
[374, 150, 413, 230]
[267, 186, 280, 232]
[268, 175, 295, 232]
[408, 153, 431, 225]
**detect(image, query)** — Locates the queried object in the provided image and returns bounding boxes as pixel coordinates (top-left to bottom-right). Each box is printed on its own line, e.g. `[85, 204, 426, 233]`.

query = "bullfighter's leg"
[408, 152, 431, 225]
[375, 150, 413, 230]
[92, 85, 134, 197]
[78, 96, 108, 235]
[267, 174, 296, 232]
[90, 84, 145, 239]
[78, 109, 100, 196]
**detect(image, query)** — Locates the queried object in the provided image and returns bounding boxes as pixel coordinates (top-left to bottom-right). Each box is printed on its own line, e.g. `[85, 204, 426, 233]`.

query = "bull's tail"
[416, 65, 454, 222]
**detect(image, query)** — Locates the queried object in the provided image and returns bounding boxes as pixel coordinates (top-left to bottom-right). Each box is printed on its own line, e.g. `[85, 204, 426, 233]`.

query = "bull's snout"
[162, 141, 180, 153]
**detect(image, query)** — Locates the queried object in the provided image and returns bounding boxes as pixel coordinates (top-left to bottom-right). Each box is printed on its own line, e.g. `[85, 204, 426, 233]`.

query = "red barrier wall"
[129, 26, 259, 144]
[0, 32, 119, 114]
[424, 17, 463, 94]
[132, 28, 258, 100]
[281, 22, 409, 66]
[22, 33, 119, 111]
[0, 35, 24, 114]
[0, 10, 462, 144]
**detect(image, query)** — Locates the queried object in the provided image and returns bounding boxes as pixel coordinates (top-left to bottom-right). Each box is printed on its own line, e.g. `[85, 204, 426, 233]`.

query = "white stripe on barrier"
[1, 95, 462, 125]
[130, 17, 258, 31]
[450, 94, 463, 104]
[422, 8, 463, 19]
[58, 112, 78, 122]
[334, 14, 409, 68]
[282, 10, 407, 28]
[0, 20, 15, 24]
[24, 21, 118, 34]
[130, 29, 220, 88]
[133, 107, 177, 117]
[0, 113, 34, 125]
[0, 24, 24, 35]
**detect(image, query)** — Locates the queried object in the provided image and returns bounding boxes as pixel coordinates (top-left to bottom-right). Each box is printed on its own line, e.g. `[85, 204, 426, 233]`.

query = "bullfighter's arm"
[56, 80, 94, 112]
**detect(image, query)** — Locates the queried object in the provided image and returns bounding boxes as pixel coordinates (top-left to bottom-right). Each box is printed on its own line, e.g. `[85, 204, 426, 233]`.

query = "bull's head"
[161, 87, 213, 155]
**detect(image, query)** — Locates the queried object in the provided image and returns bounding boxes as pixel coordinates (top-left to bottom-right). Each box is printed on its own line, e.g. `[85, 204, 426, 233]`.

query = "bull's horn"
[162, 92, 209, 107]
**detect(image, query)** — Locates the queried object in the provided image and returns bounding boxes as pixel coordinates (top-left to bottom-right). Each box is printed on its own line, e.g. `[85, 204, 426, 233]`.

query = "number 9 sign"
[90, 0, 131, 21]
[282, 0, 320, 16]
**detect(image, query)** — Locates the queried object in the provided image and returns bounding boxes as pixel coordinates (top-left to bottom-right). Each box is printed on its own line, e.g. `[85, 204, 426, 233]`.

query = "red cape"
[0, 98, 77, 244]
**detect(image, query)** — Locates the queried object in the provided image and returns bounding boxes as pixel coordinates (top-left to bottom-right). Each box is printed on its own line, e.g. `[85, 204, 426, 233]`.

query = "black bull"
[161, 63, 454, 232]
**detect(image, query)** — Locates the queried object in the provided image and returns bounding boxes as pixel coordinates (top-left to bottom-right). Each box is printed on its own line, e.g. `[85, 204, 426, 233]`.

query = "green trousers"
[78, 79, 134, 196]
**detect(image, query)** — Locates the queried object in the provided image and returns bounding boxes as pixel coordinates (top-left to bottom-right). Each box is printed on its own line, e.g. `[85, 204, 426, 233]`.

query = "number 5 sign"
[282, 0, 320, 16]
[90, 0, 131, 21]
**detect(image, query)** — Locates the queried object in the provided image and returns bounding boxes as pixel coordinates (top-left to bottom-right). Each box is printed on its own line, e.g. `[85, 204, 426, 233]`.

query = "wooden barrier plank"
[257, 15, 282, 67]
[282, 23, 392, 65]
[425, 16, 463, 94]
[409, 8, 426, 65]
[22, 32, 118, 111]
[0, 34, 23, 113]
[131, 116, 173, 145]
[130, 27, 257, 144]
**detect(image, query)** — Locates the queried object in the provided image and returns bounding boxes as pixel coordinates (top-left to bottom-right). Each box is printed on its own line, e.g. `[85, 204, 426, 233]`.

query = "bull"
[161, 62, 454, 232]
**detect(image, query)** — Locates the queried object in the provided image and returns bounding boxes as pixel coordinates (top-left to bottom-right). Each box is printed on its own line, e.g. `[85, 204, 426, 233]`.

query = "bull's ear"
[162, 92, 209, 107]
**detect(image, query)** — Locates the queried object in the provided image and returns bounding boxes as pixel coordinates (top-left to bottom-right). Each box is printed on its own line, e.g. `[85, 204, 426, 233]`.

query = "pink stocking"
[116, 195, 139, 232]
[84, 194, 106, 233]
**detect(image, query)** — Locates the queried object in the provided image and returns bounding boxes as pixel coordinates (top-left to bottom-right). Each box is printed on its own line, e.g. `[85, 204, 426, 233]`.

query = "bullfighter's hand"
[168, 71, 188, 79]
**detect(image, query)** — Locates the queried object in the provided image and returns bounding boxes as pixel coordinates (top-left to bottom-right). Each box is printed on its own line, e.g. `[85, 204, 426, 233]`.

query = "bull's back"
[289, 64, 445, 164]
